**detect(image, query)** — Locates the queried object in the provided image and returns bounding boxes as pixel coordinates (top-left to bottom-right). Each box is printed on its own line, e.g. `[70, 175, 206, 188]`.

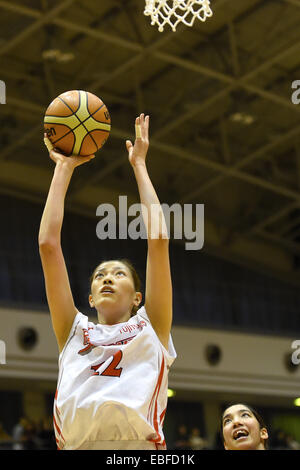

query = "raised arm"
[126, 114, 172, 350]
[39, 137, 94, 352]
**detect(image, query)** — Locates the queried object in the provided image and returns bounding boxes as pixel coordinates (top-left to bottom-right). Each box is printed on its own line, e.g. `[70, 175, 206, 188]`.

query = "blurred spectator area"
[0, 373, 300, 450]
[0, 194, 300, 336]
[0, 390, 56, 450]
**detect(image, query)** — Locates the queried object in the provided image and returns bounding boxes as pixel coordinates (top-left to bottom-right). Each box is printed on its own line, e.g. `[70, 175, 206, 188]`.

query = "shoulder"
[135, 306, 177, 363]
[72, 311, 90, 329]
[59, 311, 91, 355]
[135, 305, 149, 322]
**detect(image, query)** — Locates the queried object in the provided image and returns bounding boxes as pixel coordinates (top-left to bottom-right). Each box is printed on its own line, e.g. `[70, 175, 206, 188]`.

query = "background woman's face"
[222, 404, 268, 450]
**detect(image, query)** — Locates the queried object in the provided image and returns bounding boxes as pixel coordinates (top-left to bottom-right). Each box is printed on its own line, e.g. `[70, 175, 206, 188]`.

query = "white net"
[144, 0, 213, 32]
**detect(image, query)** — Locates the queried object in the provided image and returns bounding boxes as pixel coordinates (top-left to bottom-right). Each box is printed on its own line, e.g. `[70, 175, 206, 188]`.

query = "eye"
[95, 272, 104, 279]
[116, 271, 126, 277]
[223, 418, 231, 426]
[242, 412, 251, 418]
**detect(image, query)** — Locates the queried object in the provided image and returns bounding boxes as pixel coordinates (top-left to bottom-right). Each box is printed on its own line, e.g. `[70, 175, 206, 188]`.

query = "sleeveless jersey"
[53, 306, 176, 450]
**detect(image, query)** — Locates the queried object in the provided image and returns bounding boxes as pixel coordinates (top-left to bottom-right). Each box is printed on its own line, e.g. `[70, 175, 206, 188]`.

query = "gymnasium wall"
[0, 306, 299, 397]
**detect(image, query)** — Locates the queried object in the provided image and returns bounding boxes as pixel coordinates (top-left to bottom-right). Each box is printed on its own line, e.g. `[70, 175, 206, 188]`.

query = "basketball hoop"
[144, 0, 213, 33]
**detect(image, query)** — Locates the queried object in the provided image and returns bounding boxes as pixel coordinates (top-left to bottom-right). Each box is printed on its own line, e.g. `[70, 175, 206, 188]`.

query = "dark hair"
[89, 259, 142, 315]
[220, 403, 268, 449]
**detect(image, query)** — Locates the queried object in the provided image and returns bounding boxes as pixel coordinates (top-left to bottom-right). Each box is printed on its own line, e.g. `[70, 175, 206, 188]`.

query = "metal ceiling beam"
[152, 84, 235, 140]
[284, 222, 300, 240]
[296, 141, 300, 190]
[6, 94, 300, 205]
[0, 0, 75, 56]
[85, 32, 300, 118]
[228, 20, 240, 78]
[87, 25, 187, 93]
[152, 49, 300, 141]
[0, 68, 132, 108]
[284, 0, 300, 6]
[180, 122, 300, 203]
[0, 123, 42, 162]
[219, 115, 231, 164]
[249, 202, 299, 234]
[277, 214, 300, 237]
[203, 238, 300, 288]
[67, 154, 126, 199]
[0, 0, 280, 92]
[43, 61, 56, 100]
[2, 0, 295, 116]
[0, 0, 296, 96]
[2, 2, 295, 272]
[256, 229, 300, 257]
[81, 29, 300, 144]
[243, 145, 300, 237]
[1, 1, 299, 205]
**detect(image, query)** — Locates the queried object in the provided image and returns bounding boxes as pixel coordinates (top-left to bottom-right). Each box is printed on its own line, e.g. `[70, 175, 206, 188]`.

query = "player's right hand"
[43, 133, 95, 168]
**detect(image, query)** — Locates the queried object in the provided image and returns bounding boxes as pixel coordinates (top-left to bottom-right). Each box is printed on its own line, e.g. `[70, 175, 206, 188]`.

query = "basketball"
[44, 90, 111, 156]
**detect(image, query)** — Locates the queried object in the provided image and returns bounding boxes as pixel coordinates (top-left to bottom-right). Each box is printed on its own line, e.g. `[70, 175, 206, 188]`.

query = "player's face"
[89, 261, 141, 323]
[222, 405, 268, 450]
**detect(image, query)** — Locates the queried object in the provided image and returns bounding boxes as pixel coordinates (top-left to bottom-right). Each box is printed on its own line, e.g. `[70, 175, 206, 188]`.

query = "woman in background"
[221, 403, 269, 450]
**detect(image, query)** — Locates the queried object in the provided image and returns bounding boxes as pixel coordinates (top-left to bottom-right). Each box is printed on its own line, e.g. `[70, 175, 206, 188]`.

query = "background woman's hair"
[89, 258, 142, 315]
[220, 403, 269, 449]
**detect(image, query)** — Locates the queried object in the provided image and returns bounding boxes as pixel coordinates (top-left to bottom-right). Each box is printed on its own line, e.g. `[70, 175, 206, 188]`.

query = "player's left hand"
[126, 113, 149, 167]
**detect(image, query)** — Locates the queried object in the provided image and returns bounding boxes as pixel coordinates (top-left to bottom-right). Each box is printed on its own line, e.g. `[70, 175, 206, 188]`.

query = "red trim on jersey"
[56, 437, 61, 450]
[78, 343, 94, 354]
[149, 356, 165, 444]
[160, 407, 167, 425]
[147, 357, 163, 421]
[53, 389, 65, 448]
[53, 414, 62, 438]
[78, 327, 97, 354]
[155, 440, 166, 450]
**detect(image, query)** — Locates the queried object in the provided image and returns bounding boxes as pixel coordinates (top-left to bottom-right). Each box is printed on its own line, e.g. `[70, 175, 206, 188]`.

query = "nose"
[103, 276, 113, 284]
[232, 417, 243, 427]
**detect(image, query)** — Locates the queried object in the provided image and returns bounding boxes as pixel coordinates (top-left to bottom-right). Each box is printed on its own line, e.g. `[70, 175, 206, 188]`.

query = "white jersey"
[53, 306, 176, 450]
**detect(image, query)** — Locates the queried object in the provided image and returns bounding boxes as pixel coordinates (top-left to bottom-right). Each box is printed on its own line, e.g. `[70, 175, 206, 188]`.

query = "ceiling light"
[42, 49, 60, 60]
[42, 49, 75, 63]
[57, 52, 75, 63]
[230, 112, 255, 125]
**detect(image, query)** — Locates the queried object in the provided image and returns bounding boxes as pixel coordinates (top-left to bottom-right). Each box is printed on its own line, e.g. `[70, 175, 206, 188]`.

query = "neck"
[97, 309, 131, 325]
[256, 442, 266, 450]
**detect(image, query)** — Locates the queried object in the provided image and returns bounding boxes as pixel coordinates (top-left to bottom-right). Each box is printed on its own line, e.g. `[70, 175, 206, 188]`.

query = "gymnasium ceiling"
[1, 0, 300, 287]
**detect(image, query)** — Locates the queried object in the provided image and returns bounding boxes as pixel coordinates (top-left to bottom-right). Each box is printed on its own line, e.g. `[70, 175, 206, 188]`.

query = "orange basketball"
[44, 90, 111, 156]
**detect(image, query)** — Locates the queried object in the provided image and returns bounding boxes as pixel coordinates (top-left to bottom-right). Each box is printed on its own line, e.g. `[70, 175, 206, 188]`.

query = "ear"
[260, 428, 268, 444]
[133, 292, 142, 307]
[89, 294, 94, 308]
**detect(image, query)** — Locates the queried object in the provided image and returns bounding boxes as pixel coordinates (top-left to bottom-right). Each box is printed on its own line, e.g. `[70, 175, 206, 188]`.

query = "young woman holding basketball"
[39, 113, 176, 450]
[221, 403, 269, 450]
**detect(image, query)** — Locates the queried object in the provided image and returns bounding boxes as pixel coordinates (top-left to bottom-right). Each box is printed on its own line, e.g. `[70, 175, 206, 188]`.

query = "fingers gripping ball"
[44, 90, 111, 156]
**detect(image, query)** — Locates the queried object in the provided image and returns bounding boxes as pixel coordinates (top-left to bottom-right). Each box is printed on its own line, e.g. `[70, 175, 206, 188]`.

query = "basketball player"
[221, 403, 269, 450]
[39, 113, 176, 450]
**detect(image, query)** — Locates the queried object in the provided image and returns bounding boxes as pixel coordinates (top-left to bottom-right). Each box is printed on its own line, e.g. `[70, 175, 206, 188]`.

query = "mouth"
[100, 286, 115, 294]
[233, 429, 249, 441]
